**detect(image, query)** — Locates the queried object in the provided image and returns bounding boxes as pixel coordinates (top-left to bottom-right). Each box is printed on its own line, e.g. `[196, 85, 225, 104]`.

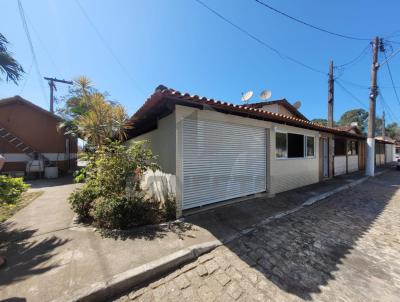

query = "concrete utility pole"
[327, 60, 334, 128]
[382, 111, 386, 138]
[366, 37, 380, 177]
[44, 77, 73, 113]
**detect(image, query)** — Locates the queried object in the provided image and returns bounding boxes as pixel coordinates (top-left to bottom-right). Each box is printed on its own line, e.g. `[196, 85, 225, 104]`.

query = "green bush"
[162, 194, 177, 221]
[90, 191, 161, 229]
[0, 175, 29, 204]
[68, 185, 98, 220]
[68, 141, 178, 229]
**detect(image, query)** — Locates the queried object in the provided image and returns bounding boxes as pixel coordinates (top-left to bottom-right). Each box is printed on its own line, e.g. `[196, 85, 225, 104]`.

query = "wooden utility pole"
[382, 111, 386, 138]
[327, 60, 334, 128]
[366, 37, 380, 177]
[44, 77, 73, 113]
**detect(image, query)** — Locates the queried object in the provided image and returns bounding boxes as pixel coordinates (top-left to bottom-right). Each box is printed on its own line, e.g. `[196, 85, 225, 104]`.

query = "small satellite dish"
[260, 90, 272, 100]
[293, 101, 302, 109]
[241, 91, 253, 103]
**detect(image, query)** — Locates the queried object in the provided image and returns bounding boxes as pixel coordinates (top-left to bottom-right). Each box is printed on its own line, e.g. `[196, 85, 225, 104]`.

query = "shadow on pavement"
[188, 171, 399, 300]
[0, 221, 69, 286]
[98, 221, 196, 241]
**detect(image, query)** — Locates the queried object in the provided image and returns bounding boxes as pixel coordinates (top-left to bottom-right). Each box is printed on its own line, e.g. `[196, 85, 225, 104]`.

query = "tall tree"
[386, 122, 400, 140]
[58, 76, 129, 148]
[0, 33, 24, 84]
[338, 109, 369, 133]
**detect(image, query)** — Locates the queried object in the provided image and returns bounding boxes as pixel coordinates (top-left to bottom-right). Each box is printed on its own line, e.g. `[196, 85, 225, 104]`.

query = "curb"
[56, 169, 389, 302]
[55, 241, 222, 302]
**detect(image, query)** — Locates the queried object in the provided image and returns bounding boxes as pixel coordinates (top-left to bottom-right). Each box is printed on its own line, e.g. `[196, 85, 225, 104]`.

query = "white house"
[126, 86, 368, 217]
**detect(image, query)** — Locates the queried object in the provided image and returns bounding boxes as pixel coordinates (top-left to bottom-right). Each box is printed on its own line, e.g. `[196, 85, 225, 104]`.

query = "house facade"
[0, 96, 77, 175]
[126, 86, 373, 217]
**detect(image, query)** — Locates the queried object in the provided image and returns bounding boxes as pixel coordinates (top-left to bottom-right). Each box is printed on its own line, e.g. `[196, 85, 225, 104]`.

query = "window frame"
[275, 131, 288, 159]
[275, 131, 315, 160]
[305, 135, 316, 158]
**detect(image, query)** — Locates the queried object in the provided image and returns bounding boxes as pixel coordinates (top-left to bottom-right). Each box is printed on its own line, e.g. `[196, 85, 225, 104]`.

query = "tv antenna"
[260, 90, 272, 100]
[293, 101, 302, 109]
[241, 90, 254, 104]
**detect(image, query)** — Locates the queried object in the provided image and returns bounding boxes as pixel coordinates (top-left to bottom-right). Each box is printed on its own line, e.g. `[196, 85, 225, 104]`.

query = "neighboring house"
[332, 125, 366, 176]
[0, 96, 77, 175]
[375, 136, 396, 165]
[125, 85, 372, 217]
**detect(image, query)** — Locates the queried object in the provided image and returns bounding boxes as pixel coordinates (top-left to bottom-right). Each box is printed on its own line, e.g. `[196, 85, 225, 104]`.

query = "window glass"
[348, 141, 358, 155]
[335, 139, 346, 156]
[288, 133, 304, 158]
[306, 136, 315, 157]
[276, 132, 287, 158]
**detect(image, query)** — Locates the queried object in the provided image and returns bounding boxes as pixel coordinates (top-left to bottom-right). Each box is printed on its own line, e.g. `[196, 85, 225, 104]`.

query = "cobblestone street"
[114, 171, 400, 302]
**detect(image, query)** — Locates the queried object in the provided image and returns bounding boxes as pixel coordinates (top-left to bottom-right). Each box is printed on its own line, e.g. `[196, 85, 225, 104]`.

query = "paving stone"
[226, 281, 243, 300]
[128, 288, 145, 300]
[215, 272, 231, 286]
[204, 259, 219, 275]
[196, 264, 208, 277]
[175, 274, 190, 289]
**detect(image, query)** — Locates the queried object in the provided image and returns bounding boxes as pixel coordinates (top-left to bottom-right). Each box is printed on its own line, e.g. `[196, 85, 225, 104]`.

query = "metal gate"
[182, 119, 266, 209]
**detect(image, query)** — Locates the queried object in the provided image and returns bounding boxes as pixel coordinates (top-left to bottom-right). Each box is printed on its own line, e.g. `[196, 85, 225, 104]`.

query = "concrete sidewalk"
[0, 168, 392, 302]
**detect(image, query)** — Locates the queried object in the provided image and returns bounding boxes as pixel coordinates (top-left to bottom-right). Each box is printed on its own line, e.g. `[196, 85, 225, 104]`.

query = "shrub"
[68, 140, 173, 229]
[90, 191, 162, 229]
[68, 184, 98, 220]
[0, 175, 29, 204]
[162, 194, 176, 221]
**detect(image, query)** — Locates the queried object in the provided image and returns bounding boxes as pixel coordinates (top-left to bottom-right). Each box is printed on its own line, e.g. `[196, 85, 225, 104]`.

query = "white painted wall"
[334, 156, 347, 176]
[385, 144, 394, 163]
[347, 155, 359, 172]
[140, 170, 176, 203]
[127, 113, 176, 175]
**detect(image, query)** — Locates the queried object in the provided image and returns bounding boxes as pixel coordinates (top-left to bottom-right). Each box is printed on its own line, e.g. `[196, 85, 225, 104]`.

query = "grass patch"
[0, 191, 44, 222]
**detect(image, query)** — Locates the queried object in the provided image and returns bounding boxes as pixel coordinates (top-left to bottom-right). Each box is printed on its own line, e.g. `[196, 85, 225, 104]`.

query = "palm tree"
[0, 33, 24, 84]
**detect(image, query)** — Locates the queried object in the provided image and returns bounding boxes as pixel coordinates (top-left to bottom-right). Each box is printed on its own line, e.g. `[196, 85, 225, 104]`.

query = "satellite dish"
[241, 91, 253, 103]
[260, 90, 272, 100]
[293, 101, 302, 109]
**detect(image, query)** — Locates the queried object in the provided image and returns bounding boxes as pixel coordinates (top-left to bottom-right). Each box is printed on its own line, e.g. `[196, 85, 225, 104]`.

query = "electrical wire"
[380, 47, 400, 66]
[253, 0, 371, 41]
[335, 44, 370, 69]
[17, 0, 47, 102]
[74, 0, 145, 98]
[193, 0, 327, 75]
[379, 91, 400, 123]
[19, 58, 33, 94]
[336, 80, 368, 109]
[383, 50, 400, 107]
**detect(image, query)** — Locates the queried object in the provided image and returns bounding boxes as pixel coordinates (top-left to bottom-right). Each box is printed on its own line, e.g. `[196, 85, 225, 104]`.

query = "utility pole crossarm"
[44, 77, 73, 113]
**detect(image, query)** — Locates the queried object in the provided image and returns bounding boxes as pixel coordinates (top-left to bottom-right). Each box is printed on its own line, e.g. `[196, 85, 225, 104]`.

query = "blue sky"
[1, 0, 400, 123]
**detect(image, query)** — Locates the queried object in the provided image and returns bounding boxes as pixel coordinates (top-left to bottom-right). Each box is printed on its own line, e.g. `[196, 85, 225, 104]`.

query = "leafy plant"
[0, 175, 29, 204]
[68, 141, 175, 229]
[0, 33, 24, 84]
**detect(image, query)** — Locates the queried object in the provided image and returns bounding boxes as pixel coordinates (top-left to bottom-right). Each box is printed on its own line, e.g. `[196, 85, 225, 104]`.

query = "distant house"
[0, 96, 77, 176]
[125, 85, 389, 217]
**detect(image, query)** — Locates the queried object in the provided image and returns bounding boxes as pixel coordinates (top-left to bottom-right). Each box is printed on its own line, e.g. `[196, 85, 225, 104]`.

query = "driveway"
[116, 171, 400, 302]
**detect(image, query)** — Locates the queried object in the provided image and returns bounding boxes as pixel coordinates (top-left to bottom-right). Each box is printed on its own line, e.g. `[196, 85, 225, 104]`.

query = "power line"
[193, 0, 327, 75]
[383, 49, 400, 107]
[19, 58, 33, 94]
[336, 80, 368, 109]
[17, 0, 47, 102]
[335, 43, 370, 69]
[379, 91, 400, 123]
[253, 0, 371, 41]
[380, 46, 400, 66]
[74, 0, 145, 98]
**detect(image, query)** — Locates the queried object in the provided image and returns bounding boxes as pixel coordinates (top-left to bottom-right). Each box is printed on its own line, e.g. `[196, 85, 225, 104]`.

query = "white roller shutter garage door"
[182, 119, 266, 209]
